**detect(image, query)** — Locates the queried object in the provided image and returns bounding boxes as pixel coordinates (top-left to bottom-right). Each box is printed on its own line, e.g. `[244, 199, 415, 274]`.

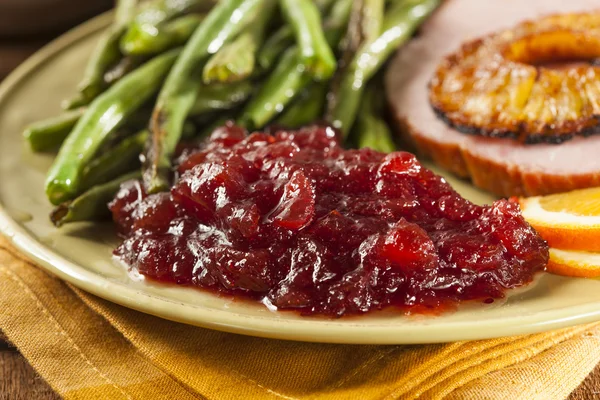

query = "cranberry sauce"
[110, 123, 549, 316]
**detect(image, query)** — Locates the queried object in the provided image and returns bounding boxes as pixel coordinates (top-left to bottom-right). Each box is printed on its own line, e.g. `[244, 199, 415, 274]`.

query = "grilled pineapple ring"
[429, 12, 600, 144]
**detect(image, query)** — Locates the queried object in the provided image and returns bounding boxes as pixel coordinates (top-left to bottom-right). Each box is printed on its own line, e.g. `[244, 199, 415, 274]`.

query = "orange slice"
[547, 248, 600, 278]
[519, 187, 600, 252]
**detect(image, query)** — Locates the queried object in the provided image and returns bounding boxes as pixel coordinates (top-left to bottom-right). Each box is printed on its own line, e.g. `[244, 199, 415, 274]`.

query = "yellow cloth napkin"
[1, 236, 600, 400]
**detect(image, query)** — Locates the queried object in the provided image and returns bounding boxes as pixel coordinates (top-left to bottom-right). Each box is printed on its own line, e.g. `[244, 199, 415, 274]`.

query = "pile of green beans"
[23, 0, 440, 226]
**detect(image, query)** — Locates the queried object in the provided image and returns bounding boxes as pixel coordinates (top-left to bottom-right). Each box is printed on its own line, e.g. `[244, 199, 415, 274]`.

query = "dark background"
[0, 0, 112, 78]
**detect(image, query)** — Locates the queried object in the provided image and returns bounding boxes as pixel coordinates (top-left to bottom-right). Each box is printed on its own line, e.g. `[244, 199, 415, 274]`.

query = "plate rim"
[2, 12, 600, 345]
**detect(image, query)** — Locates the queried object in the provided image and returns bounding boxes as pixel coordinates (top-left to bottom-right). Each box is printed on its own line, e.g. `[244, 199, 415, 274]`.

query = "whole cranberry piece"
[269, 170, 316, 231]
[109, 179, 146, 235]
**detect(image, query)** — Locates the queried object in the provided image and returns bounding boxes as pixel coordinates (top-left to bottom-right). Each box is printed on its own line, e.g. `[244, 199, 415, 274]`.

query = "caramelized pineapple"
[429, 12, 600, 144]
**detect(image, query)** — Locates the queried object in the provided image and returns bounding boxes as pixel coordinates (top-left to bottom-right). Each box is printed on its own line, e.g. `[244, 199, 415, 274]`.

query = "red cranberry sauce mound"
[109, 124, 549, 316]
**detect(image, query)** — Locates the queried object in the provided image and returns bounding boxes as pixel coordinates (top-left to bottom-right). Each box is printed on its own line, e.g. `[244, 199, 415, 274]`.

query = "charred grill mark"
[428, 11, 600, 145]
[143, 108, 169, 189]
[431, 103, 600, 144]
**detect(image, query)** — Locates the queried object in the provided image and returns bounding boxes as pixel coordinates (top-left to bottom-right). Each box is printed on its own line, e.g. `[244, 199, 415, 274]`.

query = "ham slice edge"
[385, 0, 600, 196]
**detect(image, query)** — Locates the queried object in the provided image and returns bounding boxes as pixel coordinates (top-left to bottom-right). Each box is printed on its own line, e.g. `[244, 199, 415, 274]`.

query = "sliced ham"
[385, 0, 600, 197]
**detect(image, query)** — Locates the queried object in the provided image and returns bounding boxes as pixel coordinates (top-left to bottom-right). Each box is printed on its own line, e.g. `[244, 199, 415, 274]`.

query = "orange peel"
[547, 248, 600, 278]
[518, 187, 600, 252]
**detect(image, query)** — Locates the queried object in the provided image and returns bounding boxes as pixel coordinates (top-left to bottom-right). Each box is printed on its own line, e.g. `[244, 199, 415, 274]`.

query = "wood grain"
[0, 337, 60, 400]
[569, 363, 600, 400]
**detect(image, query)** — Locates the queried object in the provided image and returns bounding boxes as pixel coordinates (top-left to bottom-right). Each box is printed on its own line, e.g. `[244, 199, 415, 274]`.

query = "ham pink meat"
[385, 0, 600, 197]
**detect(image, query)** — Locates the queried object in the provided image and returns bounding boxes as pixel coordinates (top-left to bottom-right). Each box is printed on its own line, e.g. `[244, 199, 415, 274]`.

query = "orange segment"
[547, 248, 600, 278]
[519, 187, 600, 251]
[538, 186, 600, 216]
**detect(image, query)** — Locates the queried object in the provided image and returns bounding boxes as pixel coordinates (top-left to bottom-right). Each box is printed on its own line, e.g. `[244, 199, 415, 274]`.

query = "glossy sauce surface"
[110, 124, 549, 316]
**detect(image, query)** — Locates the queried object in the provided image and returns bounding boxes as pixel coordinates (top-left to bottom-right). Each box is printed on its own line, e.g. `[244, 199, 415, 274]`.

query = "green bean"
[23, 109, 85, 152]
[274, 82, 327, 128]
[46, 48, 181, 206]
[202, 1, 275, 84]
[279, 0, 336, 81]
[357, 0, 432, 77]
[121, 14, 204, 56]
[323, 0, 354, 45]
[120, 0, 214, 55]
[103, 56, 145, 86]
[50, 171, 141, 227]
[314, 0, 336, 13]
[240, 0, 352, 129]
[203, 34, 259, 84]
[148, 0, 265, 193]
[338, 0, 383, 59]
[92, 106, 154, 152]
[114, 0, 138, 25]
[28, 113, 144, 155]
[257, 0, 351, 73]
[326, 0, 382, 131]
[340, 0, 366, 60]
[257, 26, 293, 71]
[239, 48, 311, 129]
[327, 0, 440, 134]
[355, 82, 396, 153]
[190, 81, 254, 115]
[80, 130, 147, 191]
[71, 0, 138, 106]
[62, 94, 89, 110]
[361, 0, 385, 41]
[28, 83, 250, 153]
[64, 57, 144, 111]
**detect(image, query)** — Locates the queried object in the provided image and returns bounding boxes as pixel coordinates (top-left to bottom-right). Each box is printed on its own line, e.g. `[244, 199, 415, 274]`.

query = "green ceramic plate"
[1, 13, 599, 344]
